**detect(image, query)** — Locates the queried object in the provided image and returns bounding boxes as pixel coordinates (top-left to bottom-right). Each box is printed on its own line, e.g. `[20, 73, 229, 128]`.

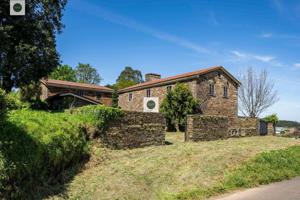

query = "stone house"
[118, 66, 241, 124]
[40, 79, 113, 109]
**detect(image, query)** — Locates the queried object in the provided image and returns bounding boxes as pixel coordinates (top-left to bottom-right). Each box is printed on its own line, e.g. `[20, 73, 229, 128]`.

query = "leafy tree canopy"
[75, 63, 102, 84]
[49, 65, 76, 82]
[264, 114, 279, 125]
[0, 0, 68, 92]
[160, 83, 198, 132]
[115, 66, 143, 89]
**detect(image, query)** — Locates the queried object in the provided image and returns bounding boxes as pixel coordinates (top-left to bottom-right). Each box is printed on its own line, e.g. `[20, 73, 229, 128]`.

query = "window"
[77, 90, 84, 96]
[96, 93, 101, 100]
[209, 83, 215, 96]
[167, 85, 172, 91]
[128, 93, 133, 101]
[146, 89, 151, 97]
[223, 86, 228, 98]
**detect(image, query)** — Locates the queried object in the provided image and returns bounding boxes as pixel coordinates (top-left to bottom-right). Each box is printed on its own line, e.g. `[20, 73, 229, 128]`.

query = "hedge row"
[0, 105, 123, 199]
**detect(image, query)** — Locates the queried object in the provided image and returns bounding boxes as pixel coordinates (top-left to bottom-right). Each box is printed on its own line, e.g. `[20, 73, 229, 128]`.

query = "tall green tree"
[75, 63, 102, 84]
[160, 83, 198, 132]
[115, 66, 143, 89]
[49, 65, 77, 81]
[0, 0, 68, 92]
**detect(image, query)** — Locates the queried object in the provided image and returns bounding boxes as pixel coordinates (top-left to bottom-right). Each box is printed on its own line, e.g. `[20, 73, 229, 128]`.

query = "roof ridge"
[119, 66, 236, 93]
[41, 79, 113, 92]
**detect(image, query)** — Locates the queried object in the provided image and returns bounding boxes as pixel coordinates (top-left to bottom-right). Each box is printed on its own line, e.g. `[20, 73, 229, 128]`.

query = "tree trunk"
[175, 120, 180, 132]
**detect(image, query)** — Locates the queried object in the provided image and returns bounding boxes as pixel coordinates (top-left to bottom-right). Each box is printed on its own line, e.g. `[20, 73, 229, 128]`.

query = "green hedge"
[0, 89, 6, 120]
[0, 105, 123, 199]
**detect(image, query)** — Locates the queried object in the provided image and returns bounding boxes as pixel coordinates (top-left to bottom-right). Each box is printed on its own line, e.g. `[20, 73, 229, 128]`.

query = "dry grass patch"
[47, 133, 300, 200]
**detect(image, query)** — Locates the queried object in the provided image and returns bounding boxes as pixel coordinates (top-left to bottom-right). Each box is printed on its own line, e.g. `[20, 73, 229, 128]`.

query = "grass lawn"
[47, 133, 300, 200]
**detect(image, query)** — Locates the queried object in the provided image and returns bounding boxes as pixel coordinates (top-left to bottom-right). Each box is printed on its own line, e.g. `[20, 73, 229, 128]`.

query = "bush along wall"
[0, 105, 123, 199]
[0, 89, 7, 121]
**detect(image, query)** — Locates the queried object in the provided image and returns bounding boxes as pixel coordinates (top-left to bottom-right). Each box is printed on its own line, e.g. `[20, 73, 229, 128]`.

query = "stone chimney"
[145, 73, 161, 82]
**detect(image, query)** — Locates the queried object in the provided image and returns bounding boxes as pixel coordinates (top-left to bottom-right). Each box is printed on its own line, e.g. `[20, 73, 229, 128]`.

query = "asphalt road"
[214, 177, 300, 200]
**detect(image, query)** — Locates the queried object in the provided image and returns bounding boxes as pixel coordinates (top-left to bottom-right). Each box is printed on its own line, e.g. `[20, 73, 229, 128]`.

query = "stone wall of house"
[101, 111, 166, 149]
[196, 71, 238, 125]
[228, 117, 260, 137]
[185, 114, 229, 141]
[118, 70, 238, 123]
[118, 80, 197, 112]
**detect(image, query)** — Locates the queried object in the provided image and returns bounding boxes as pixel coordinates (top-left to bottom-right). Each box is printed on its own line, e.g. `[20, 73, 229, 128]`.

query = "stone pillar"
[267, 123, 275, 136]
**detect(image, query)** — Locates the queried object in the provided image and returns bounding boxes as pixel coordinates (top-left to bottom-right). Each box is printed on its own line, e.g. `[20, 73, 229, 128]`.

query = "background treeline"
[277, 120, 300, 129]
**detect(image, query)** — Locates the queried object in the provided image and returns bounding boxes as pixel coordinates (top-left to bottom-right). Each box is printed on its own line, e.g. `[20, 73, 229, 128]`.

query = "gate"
[259, 120, 268, 135]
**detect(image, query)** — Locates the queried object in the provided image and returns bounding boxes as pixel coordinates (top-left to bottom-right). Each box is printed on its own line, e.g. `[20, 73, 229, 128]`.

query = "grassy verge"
[0, 105, 122, 199]
[171, 145, 300, 200]
[46, 133, 300, 200]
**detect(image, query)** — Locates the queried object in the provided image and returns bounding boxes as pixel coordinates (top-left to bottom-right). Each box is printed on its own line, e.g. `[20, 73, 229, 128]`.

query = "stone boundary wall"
[101, 111, 166, 149]
[228, 117, 260, 137]
[185, 115, 266, 142]
[185, 115, 229, 141]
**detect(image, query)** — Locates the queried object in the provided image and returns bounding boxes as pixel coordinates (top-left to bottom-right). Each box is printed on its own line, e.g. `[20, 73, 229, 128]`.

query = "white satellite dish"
[143, 97, 159, 112]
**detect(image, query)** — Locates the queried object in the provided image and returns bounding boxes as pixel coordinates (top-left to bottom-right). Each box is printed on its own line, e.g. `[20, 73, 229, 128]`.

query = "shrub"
[0, 109, 90, 198]
[70, 105, 123, 133]
[5, 91, 30, 110]
[0, 105, 123, 198]
[160, 83, 198, 132]
[0, 89, 7, 120]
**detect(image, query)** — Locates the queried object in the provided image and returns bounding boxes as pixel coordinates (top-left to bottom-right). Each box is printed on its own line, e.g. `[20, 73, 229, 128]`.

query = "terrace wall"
[185, 115, 229, 141]
[101, 111, 166, 149]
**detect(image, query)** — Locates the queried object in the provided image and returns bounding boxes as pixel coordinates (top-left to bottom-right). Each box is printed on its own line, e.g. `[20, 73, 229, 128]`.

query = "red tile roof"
[41, 79, 113, 93]
[119, 66, 240, 93]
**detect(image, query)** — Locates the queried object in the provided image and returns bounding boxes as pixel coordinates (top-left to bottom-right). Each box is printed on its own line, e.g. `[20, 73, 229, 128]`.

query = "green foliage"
[70, 105, 123, 130]
[5, 91, 29, 110]
[224, 146, 300, 189]
[112, 89, 119, 108]
[0, 110, 88, 198]
[115, 79, 138, 89]
[160, 83, 198, 131]
[277, 120, 300, 129]
[115, 66, 143, 89]
[0, 89, 6, 119]
[0, 0, 67, 91]
[75, 63, 102, 84]
[0, 105, 122, 198]
[49, 65, 77, 82]
[264, 114, 279, 125]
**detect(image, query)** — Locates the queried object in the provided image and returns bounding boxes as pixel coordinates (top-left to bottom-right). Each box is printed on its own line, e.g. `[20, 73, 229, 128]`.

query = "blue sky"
[57, 0, 300, 121]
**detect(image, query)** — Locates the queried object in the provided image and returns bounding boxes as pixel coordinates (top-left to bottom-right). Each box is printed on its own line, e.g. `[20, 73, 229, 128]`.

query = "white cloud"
[231, 50, 246, 58]
[259, 33, 273, 38]
[72, 1, 208, 54]
[294, 63, 300, 68]
[230, 50, 275, 63]
[253, 55, 274, 62]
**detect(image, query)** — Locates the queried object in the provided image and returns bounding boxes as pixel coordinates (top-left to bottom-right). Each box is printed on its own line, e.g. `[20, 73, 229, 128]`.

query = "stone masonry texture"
[185, 115, 268, 142]
[185, 115, 229, 141]
[118, 70, 238, 126]
[101, 111, 166, 149]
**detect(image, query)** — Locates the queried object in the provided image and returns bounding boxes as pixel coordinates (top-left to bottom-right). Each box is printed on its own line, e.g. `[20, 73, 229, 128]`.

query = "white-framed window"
[167, 85, 172, 91]
[146, 89, 151, 97]
[209, 83, 215, 96]
[128, 93, 133, 101]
